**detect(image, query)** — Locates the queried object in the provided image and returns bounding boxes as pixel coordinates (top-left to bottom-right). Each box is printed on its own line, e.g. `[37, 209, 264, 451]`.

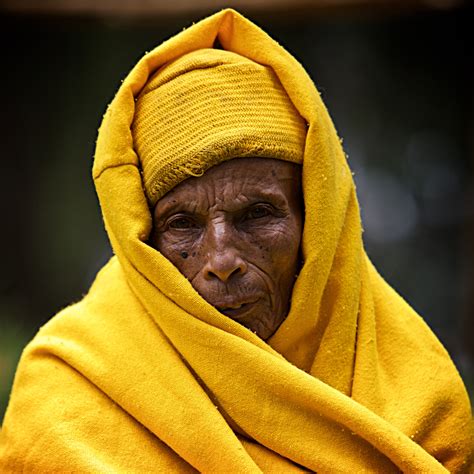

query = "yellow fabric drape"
[1, 9, 472, 473]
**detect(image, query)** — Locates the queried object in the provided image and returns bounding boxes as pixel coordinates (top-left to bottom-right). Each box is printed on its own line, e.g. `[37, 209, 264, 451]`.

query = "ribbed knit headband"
[132, 48, 307, 206]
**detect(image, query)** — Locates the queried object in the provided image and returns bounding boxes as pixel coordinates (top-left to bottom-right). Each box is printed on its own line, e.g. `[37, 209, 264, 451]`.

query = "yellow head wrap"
[132, 48, 306, 205]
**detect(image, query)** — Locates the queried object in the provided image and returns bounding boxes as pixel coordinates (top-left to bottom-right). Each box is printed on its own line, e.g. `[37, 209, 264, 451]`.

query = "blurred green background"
[1, 1, 473, 421]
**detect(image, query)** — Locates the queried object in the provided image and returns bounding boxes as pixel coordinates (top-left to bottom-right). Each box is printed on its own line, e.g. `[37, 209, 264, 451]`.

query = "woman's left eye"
[168, 217, 196, 229]
[245, 206, 271, 220]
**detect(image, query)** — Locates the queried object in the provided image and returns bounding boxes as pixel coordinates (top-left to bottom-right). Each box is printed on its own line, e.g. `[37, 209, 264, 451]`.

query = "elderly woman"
[1, 9, 472, 473]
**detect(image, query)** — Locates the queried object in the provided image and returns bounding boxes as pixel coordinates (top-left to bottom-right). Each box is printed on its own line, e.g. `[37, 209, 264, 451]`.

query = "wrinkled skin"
[151, 158, 303, 340]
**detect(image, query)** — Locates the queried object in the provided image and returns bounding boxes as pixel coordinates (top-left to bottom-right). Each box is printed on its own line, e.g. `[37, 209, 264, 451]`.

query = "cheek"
[155, 233, 204, 279]
[251, 219, 301, 270]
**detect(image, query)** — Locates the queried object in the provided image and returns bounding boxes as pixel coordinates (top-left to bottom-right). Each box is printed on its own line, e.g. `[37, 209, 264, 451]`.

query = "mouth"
[215, 300, 258, 319]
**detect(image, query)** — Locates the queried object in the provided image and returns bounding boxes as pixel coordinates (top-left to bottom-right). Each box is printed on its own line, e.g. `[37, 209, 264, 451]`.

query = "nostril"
[205, 267, 239, 282]
[204, 257, 247, 282]
[230, 266, 243, 277]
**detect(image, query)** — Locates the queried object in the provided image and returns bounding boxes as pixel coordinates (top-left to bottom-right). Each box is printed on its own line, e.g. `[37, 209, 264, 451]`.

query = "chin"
[240, 306, 285, 340]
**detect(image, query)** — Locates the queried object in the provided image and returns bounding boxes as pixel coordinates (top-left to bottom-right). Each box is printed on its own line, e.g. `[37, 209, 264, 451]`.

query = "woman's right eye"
[168, 216, 196, 230]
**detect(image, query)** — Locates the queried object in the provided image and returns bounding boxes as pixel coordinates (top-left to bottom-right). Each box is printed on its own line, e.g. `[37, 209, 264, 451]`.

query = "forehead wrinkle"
[155, 186, 206, 217]
[211, 183, 289, 213]
[156, 158, 300, 216]
[162, 179, 290, 217]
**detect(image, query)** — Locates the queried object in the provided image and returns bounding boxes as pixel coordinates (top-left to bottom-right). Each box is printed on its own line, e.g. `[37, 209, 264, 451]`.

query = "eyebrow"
[155, 189, 288, 219]
[154, 199, 196, 220]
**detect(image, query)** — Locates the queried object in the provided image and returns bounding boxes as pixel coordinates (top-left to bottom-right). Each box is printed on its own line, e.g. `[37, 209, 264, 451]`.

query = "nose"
[202, 221, 247, 283]
[203, 251, 247, 282]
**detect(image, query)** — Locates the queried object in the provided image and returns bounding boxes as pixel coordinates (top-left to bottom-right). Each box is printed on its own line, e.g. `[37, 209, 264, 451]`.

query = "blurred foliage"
[0, 5, 472, 421]
[0, 312, 34, 422]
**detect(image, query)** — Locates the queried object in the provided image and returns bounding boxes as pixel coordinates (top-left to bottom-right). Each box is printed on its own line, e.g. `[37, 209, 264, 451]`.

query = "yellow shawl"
[1, 9, 472, 473]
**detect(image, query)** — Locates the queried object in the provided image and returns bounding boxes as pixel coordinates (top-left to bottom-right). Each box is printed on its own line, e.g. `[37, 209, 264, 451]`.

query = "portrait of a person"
[0, 8, 472, 473]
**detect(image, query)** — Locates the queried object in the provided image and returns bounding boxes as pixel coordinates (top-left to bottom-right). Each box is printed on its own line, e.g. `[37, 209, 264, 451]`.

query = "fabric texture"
[133, 48, 307, 205]
[1, 8, 472, 473]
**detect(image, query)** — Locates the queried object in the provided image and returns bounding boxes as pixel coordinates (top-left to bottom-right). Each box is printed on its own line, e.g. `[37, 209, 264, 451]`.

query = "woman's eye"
[245, 206, 271, 220]
[168, 217, 196, 229]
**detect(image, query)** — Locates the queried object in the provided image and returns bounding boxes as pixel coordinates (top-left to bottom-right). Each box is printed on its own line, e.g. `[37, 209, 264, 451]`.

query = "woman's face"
[151, 157, 303, 340]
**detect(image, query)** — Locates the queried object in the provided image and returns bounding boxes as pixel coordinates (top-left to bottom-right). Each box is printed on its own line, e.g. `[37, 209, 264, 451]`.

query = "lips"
[214, 300, 258, 319]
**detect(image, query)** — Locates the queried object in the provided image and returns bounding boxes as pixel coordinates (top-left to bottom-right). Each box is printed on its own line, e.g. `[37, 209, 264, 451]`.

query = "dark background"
[1, 0, 473, 420]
